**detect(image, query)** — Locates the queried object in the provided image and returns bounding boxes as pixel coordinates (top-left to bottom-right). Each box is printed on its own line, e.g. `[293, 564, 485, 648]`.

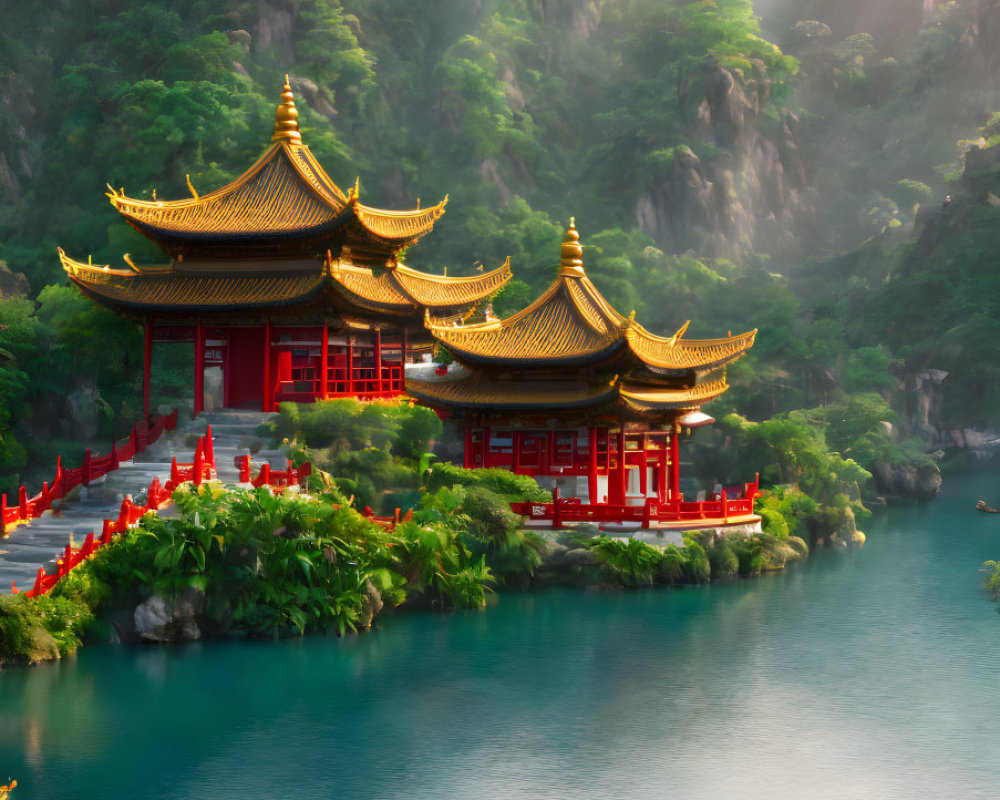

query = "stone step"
[0, 411, 278, 593]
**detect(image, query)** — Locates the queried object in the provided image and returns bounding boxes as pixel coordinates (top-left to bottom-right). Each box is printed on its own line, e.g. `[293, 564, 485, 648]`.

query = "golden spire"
[271, 75, 302, 144]
[558, 217, 585, 277]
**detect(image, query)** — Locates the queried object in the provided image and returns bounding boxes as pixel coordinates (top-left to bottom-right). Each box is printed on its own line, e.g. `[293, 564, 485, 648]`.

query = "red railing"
[510, 476, 762, 529]
[12, 427, 216, 598]
[359, 505, 412, 531]
[235, 455, 312, 489]
[235, 457, 408, 530]
[1, 410, 179, 536]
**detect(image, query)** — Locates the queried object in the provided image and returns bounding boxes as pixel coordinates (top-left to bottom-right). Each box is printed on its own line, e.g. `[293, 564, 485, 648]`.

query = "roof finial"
[272, 75, 302, 144]
[559, 217, 585, 277]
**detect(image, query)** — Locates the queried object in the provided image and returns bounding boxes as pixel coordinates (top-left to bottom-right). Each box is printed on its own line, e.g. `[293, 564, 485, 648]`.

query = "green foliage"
[982, 560, 1000, 601]
[266, 400, 443, 512]
[425, 462, 551, 502]
[589, 537, 664, 586]
[0, 592, 95, 661]
[82, 482, 499, 634]
[708, 541, 740, 578]
[757, 487, 817, 540]
[681, 540, 712, 583]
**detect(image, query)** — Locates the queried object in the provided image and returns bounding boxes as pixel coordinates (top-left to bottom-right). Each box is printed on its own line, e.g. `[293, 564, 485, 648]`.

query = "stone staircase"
[0, 410, 277, 593]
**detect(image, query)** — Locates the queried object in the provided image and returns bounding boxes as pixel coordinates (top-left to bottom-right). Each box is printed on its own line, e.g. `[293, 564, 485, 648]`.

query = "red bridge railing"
[12, 426, 216, 598]
[510, 475, 761, 529]
[1, 410, 179, 536]
[236, 455, 312, 490]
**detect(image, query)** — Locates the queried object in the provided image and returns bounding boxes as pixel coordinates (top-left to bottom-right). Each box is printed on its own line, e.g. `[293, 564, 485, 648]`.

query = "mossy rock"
[0, 625, 60, 668]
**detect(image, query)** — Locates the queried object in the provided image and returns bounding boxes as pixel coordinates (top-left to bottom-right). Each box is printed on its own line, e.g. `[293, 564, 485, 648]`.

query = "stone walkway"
[0, 410, 276, 593]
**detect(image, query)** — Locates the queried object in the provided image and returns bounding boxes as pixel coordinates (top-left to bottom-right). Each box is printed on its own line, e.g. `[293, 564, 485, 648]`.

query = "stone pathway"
[0, 410, 276, 593]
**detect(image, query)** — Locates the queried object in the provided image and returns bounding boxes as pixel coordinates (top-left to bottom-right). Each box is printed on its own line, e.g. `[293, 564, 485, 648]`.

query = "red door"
[227, 327, 266, 409]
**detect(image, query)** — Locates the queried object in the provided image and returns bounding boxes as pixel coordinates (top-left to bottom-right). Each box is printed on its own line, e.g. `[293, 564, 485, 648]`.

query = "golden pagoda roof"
[406, 372, 620, 410]
[626, 323, 757, 374]
[58, 249, 510, 318]
[59, 249, 326, 312]
[107, 79, 446, 252]
[619, 375, 730, 412]
[405, 372, 728, 413]
[425, 221, 755, 373]
[327, 258, 511, 314]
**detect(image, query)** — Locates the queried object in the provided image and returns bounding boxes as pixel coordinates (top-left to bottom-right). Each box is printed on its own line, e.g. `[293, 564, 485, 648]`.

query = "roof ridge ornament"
[558, 217, 585, 278]
[668, 320, 691, 346]
[271, 75, 302, 145]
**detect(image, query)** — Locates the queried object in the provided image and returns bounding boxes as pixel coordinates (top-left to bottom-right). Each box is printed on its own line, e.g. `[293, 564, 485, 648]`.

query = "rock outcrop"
[635, 66, 815, 261]
[871, 461, 942, 501]
[134, 587, 206, 643]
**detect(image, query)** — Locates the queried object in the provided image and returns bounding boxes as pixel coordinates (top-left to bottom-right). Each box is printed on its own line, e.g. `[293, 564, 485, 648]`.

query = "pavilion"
[59, 79, 510, 417]
[408, 222, 762, 527]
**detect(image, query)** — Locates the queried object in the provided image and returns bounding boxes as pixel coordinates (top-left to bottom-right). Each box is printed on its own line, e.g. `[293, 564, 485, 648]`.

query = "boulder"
[562, 547, 599, 567]
[536, 539, 569, 566]
[134, 587, 205, 643]
[872, 460, 942, 501]
[0, 262, 29, 299]
[357, 578, 383, 631]
[22, 626, 60, 664]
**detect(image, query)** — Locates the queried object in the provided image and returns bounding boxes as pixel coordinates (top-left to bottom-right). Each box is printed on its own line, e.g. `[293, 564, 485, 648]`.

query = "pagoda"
[59, 78, 510, 417]
[408, 222, 760, 526]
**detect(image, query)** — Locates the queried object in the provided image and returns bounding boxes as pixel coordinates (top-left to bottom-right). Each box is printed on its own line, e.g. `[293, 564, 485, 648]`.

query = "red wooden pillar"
[463, 423, 472, 469]
[481, 423, 491, 468]
[347, 334, 354, 395]
[320, 319, 329, 400]
[512, 430, 521, 474]
[639, 433, 649, 496]
[262, 321, 272, 412]
[223, 328, 231, 408]
[143, 318, 152, 422]
[658, 437, 668, 503]
[193, 319, 205, 418]
[374, 327, 383, 394]
[547, 430, 556, 473]
[401, 326, 408, 368]
[607, 431, 623, 505]
[588, 427, 598, 505]
[670, 424, 681, 504]
[619, 431, 629, 503]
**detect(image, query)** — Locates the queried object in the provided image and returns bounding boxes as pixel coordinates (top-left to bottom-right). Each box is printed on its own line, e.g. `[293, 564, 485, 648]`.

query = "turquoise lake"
[2, 472, 1000, 799]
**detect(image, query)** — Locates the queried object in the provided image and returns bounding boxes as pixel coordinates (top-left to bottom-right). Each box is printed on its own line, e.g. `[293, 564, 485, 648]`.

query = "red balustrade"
[15, 428, 216, 598]
[236, 455, 312, 490]
[509, 475, 762, 529]
[1, 410, 179, 536]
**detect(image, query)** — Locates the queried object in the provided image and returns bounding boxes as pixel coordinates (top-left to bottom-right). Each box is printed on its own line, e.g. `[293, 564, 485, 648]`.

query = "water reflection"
[2, 474, 1000, 798]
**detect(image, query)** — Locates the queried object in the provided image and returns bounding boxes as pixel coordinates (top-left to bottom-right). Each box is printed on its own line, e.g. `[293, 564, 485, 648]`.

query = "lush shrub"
[425, 462, 551, 502]
[708, 542, 739, 578]
[589, 537, 663, 586]
[266, 399, 440, 462]
[982, 560, 1000, 601]
[460, 486, 522, 540]
[681, 540, 711, 583]
[658, 545, 687, 584]
[0, 592, 95, 662]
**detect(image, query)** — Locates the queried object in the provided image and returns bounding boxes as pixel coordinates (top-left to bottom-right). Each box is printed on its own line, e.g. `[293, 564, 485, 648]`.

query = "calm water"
[2, 473, 1000, 799]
